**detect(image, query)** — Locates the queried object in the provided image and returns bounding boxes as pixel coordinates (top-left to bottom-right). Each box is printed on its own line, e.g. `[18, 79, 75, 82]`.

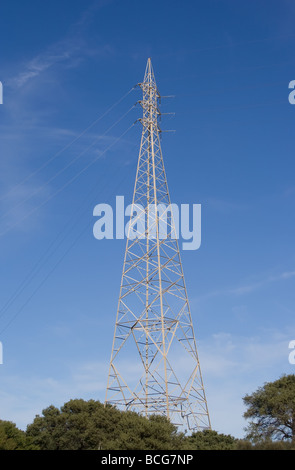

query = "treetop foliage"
[1, 374, 295, 450]
[243, 374, 295, 443]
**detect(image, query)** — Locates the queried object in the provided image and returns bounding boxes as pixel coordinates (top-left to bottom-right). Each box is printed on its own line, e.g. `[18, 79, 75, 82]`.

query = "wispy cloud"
[0, 2, 119, 229]
[195, 269, 295, 301]
[10, 50, 72, 89]
[229, 270, 295, 295]
[7, 1, 114, 90]
[8, 38, 113, 89]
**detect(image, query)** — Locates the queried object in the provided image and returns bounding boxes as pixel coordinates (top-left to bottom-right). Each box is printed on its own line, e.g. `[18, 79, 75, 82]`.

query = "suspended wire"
[0, 87, 134, 203]
[0, 90, 139, 328]
[0, 126, 139, 334]
[0, 159, 136, 330]
[0, 163, 134, 337]
[0, 103, 136, 222]
[0, 163, 115, 321]
[0, 121, 136, 237]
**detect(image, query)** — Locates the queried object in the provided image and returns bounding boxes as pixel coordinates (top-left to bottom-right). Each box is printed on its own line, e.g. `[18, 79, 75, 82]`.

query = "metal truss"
[105, 58, 211, 431]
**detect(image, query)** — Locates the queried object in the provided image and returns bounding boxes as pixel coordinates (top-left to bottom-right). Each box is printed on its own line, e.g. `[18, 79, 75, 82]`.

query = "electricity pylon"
[105, 58, 211, 431]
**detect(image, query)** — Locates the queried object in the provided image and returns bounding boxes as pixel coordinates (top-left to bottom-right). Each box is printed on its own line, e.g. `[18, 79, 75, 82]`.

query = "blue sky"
[0, 0, 295, 438]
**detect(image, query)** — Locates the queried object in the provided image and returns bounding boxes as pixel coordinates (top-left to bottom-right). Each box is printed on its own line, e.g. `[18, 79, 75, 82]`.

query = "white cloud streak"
[195, 269, 295, 301]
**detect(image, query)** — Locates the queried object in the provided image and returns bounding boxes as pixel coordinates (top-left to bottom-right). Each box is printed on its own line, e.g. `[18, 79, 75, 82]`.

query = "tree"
[236, 439, 295, 450]
[243, 374, 295, 443]
[26, 399, 185, 450]
[183, 429, 238, 450]
[0, 420, 38, 450]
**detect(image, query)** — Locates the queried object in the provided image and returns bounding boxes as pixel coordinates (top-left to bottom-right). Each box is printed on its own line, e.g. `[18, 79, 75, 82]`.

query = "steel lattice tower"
[105, 58, 211, 431]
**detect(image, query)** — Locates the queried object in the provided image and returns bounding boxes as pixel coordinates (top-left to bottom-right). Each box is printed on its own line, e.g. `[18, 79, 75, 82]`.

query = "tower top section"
[143, 57, 157, 87]
[138, 58, 160, 131]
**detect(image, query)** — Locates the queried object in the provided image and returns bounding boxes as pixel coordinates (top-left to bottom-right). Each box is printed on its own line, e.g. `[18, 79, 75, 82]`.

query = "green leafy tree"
[183, 429, 238, 450]
[243, 374, 295, 443]
[26, 399, 185, 450]
[0, 420, 38, 450]
[236, 439, 295, 450]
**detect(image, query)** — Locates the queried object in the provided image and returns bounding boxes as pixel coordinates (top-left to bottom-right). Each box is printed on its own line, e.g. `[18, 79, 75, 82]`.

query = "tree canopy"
[26, 399, 185, 450]
[0, 420, 37, 450]
[26, 400, 245, 450]
[243, 374, 295, 443]
[183, 429, 238, 450]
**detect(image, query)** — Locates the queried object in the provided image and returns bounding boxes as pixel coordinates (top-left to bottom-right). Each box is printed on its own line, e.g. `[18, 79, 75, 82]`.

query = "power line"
[0, 104, 136, 222]
[0, 87, 134, 203]
[0, 122, 136, 237]
[0, 129, 138, 334]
